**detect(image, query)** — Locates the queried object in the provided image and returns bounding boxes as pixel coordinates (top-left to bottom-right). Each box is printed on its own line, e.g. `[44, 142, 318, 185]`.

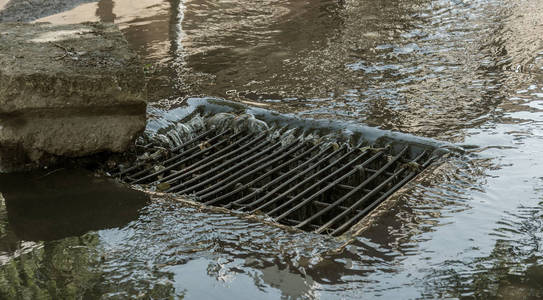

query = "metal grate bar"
[110, 119, 436, 236]
[295, 147, 409, 230]
[329, 152, 432, 236]
[312, 200, 351, 211]
[159, 132, 267, 185]
[204, 143, 323, 205]
[161, 130, 233, 166]
[272, 149, 388, 221]
[166, 138, 275, 193]
[196, 141, 308, 199]
[259, 149, 380, 216]
[170, 140, 298, 194]
[113, 128, 215, 177]
[284, 219, 321, 230]
[131, 130, 234, 184]
[244, 146, 360, 212]
[315, 148, 420, 234]
[171, 128, 217, 152]
[223, 145, 339, 209]
[126, 130, 231, 182]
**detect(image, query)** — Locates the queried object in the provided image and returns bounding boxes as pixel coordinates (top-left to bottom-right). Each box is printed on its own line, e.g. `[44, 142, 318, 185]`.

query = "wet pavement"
[2, 0, 543, 298]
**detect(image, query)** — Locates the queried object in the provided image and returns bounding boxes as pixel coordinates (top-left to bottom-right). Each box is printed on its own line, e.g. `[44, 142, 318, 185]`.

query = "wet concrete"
[0, 22, 146, 171]
[2, 0, 543, 299]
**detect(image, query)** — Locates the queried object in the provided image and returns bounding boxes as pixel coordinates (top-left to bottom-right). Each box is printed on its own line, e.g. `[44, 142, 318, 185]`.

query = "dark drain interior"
[111, 119, 436, 236]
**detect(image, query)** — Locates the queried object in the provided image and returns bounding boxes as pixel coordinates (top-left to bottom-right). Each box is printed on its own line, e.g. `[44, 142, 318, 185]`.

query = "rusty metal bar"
[194, 141, 306, 198]
[171, 128, 216, 152]
[130, 130, 232, 184]
[273, 149, 388, 221]
[329, 153, 431, 236]
[252, 148, 379, 214]
[168, 139, 288, 194]
[112, 128, 215, 177]
[165, 138, 273, 192]
[159, 132, 266, 184]
[314, 147, 418, 234]
[203, 143, 322, 205]
[223, 145, 339, 209]
[239, 145, 353, 211]
[295, 147, 409, 229]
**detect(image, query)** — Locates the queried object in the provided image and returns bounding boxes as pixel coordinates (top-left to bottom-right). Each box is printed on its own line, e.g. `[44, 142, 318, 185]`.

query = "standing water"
[1, 0, 543, 298]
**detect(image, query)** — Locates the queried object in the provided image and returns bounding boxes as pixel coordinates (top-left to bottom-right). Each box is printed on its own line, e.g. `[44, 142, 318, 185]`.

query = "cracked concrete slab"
[0, 22, 147, 172]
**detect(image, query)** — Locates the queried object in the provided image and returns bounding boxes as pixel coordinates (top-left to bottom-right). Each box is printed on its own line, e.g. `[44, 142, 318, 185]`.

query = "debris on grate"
[108, 110, 442, 236]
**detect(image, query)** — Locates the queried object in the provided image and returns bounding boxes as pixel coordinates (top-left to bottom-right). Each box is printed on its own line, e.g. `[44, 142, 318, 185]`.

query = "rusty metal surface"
[112, 127, 434, 236]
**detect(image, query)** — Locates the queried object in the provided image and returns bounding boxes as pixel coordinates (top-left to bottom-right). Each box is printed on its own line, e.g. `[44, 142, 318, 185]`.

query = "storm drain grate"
[112, 127, 433, 236]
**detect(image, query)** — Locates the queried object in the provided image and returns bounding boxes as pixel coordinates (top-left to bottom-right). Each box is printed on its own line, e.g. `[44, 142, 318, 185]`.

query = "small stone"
[199, 141, 211, 150]
[156, 182, 170, 191]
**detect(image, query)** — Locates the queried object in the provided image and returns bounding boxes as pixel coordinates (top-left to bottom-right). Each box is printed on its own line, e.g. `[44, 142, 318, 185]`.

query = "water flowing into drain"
[110, 113, 437, 236]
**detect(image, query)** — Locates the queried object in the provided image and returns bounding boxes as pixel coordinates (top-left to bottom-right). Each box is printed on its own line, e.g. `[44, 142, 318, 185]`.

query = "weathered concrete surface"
[0, 22, 147, 172]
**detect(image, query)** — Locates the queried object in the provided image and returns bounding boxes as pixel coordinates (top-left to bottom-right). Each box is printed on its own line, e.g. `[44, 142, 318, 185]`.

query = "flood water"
[2, 0, 543, 298]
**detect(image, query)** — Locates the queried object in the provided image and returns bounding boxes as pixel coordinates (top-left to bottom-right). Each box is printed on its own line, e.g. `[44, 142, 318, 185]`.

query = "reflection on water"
[424, 203, 543, 299]
[2, 0, 543, 298]
[32, 0, 173, 62]
[7, 0, 538, 140]
[0, 0, 95, 22]
[0, 0, 8, 11]
[0, 169, 150, 298]
[0, 169, 149, 242]
[1, 198, 345, 299]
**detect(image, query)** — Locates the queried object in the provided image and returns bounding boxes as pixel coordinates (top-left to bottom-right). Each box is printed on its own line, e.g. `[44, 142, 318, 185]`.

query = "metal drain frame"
[109, 99, 455, 237]
[113, 131, 439, 236]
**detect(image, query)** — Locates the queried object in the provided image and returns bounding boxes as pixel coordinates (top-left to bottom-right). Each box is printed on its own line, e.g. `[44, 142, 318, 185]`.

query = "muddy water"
[2, 0, 543, 298]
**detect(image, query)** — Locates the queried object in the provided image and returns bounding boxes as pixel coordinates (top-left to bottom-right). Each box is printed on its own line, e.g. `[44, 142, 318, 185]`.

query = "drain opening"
[110, 118, 434, 236]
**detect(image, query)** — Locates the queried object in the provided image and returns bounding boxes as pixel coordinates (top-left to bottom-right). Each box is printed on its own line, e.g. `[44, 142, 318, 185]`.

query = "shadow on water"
[0, 169, 148, 245]
[0, 169, 150, 299]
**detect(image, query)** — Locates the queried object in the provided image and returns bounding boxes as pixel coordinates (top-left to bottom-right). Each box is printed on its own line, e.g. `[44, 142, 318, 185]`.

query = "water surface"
[2, 0, 543, 298]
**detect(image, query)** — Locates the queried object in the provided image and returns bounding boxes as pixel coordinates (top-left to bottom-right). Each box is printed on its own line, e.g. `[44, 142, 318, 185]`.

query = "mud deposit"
[2, 0, 543, 299]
